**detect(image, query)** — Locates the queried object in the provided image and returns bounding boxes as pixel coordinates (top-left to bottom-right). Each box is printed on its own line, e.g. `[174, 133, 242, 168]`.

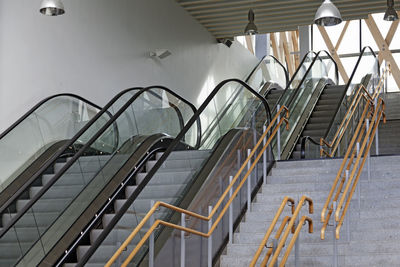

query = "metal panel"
[175, 0, 398, 38]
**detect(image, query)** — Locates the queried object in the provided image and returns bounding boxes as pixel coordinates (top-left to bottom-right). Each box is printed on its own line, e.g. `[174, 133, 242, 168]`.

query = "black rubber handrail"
[0, 86, 199, 239]
[300, 136, 320, 159]
[246, 55, 289, 87]
[0, 93, 102, 140]
[300, 46, 378, 158]
[271, 51, 318, 112]
[75, 78, 272, 266]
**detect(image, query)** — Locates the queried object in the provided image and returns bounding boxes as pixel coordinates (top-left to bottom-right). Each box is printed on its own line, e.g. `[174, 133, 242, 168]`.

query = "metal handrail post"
[277, 105, 281, 160]
[294, 217, 300, 267]
[263, 125, 267, 184]
[247, 149, 252, 212]
[272, 238, 278, 267]
[181, 213, 185, 267]
[374, 98, 379, 155]
[149, 200, 155, 267]
[345, 170, 351, 242]
[208, 206, 213, 267]
[228, 176, 233, 244]
[333, 201, 338, 267]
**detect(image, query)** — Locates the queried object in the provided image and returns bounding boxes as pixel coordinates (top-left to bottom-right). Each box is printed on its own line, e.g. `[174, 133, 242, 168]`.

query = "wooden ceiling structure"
[175, 0, 400, 38]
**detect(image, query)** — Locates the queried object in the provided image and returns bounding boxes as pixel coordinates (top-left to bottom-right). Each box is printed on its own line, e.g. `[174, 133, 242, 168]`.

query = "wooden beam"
[335, 21, 350, 51]
[270, 33, 279, 60]
[291, 31, 300, 68]
[317, 26, 349, 83]
[281, 32, 295, 76]
[365, 14, 400, 89]
[245, 35, 255, 55]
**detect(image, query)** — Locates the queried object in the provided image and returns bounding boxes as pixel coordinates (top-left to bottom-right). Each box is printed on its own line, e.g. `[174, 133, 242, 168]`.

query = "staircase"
[220, 155, 400, 266]
[70, 149, 211, 266]
[0, 155, 111, 266]
[291, 85, 346, 159]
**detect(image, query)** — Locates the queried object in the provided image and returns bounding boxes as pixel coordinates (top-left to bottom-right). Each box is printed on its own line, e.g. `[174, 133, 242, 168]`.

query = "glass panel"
[0, 96, 105, 194]
[247, 56, 288, 90]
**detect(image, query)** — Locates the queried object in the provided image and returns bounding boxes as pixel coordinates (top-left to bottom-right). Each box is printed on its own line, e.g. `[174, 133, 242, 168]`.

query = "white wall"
[0, 0, 258, 132]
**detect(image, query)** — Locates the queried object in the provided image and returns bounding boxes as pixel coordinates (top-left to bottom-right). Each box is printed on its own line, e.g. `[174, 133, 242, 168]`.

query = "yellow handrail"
[260, 216, 292, 266]
[280, 216, 313, 266]
[321, 97, 386, 240]
[268, 195, 313, 267]
[335, 98, 385, 239]
[320, 100, 372, 239]
[320, 66, 391, 158]
[106, 105, 290, 267]
[250, 196, 295, 267]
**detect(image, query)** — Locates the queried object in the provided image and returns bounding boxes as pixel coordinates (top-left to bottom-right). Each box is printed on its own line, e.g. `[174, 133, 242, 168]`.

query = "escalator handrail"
[272, 51, 318, 112]
[75, 78, 272, 266]
[285, 50, 339, 110]
[0, 86, 198, 238]
[0, 93, 103, 140]
[322, 46, 378, 138]
[299, 46, 378, 158]
[246, 55, 289, 87]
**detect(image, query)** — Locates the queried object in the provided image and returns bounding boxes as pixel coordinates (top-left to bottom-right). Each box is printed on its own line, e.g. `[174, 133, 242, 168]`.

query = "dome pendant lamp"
[384, 0, 398, 21]
[314, 0, 342, 26]
[40, 0, 65, 16]
[244, 9, 258, 35]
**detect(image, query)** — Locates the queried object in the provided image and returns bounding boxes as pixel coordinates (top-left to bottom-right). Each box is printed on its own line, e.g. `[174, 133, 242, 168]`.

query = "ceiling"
[175, 0, 399, 38]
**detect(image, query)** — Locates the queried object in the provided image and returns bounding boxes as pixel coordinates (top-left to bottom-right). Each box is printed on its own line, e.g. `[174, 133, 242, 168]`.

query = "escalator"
[0, 53, 290, 266]
[0, 86, 198, 267]
[294, 47, 379, 159]
[0, 93, 114, 210]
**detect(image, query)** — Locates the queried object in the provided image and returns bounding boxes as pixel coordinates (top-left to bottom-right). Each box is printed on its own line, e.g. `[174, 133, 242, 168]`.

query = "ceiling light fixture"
[40, 0, 65, 16]
[384, 0, 398, 21]
[244, 9, 258, 35]
[314, 0, 342, 26]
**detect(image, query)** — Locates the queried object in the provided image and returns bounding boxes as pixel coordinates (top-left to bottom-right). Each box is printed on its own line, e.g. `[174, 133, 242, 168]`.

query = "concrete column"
[298, 26, 311, 60]
[255, 34, 270, 60]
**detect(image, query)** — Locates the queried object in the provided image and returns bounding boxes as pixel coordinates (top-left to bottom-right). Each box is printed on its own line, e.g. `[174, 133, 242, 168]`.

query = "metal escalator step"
[2, 212, 58, 228]
[135, 170, 195, 185]
[146, 158, 205, 172]
[304, 123, 329, 131]
[0, 226, 46, 243]
[317, 99, 338, 106]
[77, 243, 139, 264]
[311, 110, 335, 117]
[308, 117, 332, 124]
[41, 172, 95, 186]
[319, 93, 343, 100]
[123, 184, 186, 199]
[114, 198, 178, 214]
[16, 198, 70, 213]
[29, 184, 86, 200]
[302, 129, 326, 137]
[155, 150, 211, 160]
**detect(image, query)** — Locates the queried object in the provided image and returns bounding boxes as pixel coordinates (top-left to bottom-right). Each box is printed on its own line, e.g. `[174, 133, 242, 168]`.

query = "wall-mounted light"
[150, 49, 172, 59]
[40, 0, 65, 16]
[244, 9, 258, 35]
[384, 0, 398, 21]
[314, 0, 342, 26]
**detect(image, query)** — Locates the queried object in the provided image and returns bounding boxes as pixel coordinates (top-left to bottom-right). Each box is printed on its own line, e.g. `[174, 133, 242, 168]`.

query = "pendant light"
[40, 0, 65, 16]
[384, 0, 398, 21]
[244, 9, 258, 35]
[314, 0, 342, 26]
